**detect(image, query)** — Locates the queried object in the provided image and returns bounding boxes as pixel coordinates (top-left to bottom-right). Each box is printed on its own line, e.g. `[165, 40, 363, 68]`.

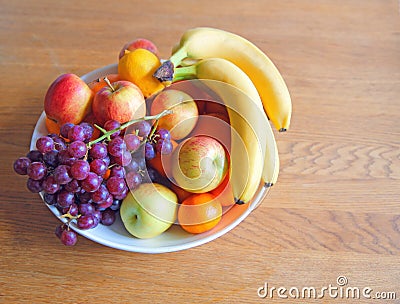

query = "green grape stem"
[88, 109, 172, 147]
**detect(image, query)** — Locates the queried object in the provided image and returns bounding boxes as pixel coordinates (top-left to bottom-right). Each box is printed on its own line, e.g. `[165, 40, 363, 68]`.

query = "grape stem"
[60, 213, 81, 220]
[88, 109, 172, 147]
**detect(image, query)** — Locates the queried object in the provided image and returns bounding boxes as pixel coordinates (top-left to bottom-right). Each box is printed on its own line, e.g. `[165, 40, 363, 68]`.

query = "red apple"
[172, 135, 228, 193]
[87, 73, 121, 94]
[92, 79, 146, 126]
[44, 73, 94, 126]
[150, 89, 198, 140]
[118, 38, 159, 59]
[189, 113, 231, 151]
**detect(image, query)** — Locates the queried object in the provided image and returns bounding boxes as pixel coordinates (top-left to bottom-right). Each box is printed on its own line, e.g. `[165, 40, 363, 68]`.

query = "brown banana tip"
[279, 128, 287, 132]
[264, 182, 273, 188]
[234, 198, 245, 205]
[153, 60, 174, 82]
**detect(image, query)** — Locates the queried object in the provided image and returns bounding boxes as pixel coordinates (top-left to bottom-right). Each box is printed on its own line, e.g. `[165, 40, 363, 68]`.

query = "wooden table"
[2, 1, 399, 303]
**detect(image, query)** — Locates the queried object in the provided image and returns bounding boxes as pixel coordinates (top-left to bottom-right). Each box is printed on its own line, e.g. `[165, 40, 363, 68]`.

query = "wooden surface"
[1, 0, 399, 303]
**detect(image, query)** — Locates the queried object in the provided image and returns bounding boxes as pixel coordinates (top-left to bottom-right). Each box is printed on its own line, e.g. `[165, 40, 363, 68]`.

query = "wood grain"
[1, 0, 399, 303]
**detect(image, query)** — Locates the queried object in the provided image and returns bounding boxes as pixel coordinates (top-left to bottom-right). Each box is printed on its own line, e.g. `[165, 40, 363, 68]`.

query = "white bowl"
[31, 64, 271, 253]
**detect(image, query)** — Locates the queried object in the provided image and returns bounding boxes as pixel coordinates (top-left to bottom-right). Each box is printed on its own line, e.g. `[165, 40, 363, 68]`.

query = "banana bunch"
[155, 27, 290, 204]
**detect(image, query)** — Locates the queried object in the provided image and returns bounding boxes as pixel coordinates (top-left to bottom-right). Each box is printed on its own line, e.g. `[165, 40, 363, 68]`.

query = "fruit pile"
[13, 27, 292, 247]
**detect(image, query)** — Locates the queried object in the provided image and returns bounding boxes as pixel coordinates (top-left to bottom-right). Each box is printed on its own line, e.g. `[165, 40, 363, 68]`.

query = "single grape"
[68, 125, 85, 142]
[70, 159, 90, 181]
[155, 139, 173, 155]
[108, 137, 126, 157]
[27, 162, 47, 180]
[26, 178, 43, 193]
[146, 166, 159, 183]
[77, 191, 92, 204]
[62, 203, 79, 216]
[42, 175, 60, 194]
[110, 199, 122, 211]
[64, 179, 81, 193]
[125, 158, 139, 172]
[43, 150, 59, 167]
[96, 193, 114, 210]
[55, 224, 65, 239]
[13, 157, 31, 175]
[113, 186, 128, 200]
[26, 150, 43, 162]
[61, 229, 78, 246]
[91, 184, 110, 203]
[56, 190, 75, 208]
[144, 142, 155, 160]
[79, 122, 94, 143]
[102, 155, 111, 167]
[137, 157, 146, 170]
[113, 150, 132, 167]
[53, 164, 72, 185]
[48, 134, 67, 151]
[133, 120, 151, 137]
[43, 193, 57, 205]
[57, 150, 76, 166]
[156, 128, 171, 141]
[92, 209, 101, 227]
[101, 209, 116, 226]
[104, 120, 121, 138]
[110, 165, 126, 178]
[124, 134, 141, 151]
[90, 159, 107, 177]
[77, 214, 96, 230]
[106, 176, 126, 196]
[89, 143, 108, 159]
[36, 136, 55, 153]
[60, 123, 74, 139]
[81, 172, 101, 192]
[68, 141, 87, 159]
[79, 203, 95, 215]
[124, 151, 133, 165]
[126, 171, 142, 190]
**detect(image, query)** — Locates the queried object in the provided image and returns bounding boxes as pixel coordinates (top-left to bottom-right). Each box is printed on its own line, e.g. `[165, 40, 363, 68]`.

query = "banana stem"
[169, 46, 188, 67]
[153, 47, 189, 82]
[173, 65, 198, 82]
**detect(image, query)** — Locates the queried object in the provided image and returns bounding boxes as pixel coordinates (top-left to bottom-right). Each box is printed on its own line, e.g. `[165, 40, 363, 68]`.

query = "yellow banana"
[262, 126, 279, 187]
[174, 58, 276, 204]
[161, 27, 292, 132]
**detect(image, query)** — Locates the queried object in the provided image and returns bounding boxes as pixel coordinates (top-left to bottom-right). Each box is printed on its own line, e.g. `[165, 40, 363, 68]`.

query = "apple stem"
[87, 109, 173, 147]
[103, 76, 115, 92]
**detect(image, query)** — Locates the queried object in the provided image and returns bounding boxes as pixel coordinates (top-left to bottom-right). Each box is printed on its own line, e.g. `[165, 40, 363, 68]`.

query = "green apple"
[172, 135, 228, 193]
[120, 183, 178, 239]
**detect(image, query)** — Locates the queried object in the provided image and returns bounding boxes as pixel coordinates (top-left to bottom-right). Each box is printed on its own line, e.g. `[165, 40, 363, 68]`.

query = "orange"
[118, 48, 164, 97]
[45, 117, 60, 134]
[210, 173, 234, 207]
[87, 74, 121, 94]
[178, 193, 222, 234]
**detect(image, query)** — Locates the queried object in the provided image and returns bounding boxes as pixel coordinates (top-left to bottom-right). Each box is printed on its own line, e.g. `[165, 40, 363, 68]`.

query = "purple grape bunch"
[13, 114, 173, 247]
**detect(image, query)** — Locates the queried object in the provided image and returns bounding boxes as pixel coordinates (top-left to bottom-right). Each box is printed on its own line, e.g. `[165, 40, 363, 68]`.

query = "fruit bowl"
[31, 64, 272, 253]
